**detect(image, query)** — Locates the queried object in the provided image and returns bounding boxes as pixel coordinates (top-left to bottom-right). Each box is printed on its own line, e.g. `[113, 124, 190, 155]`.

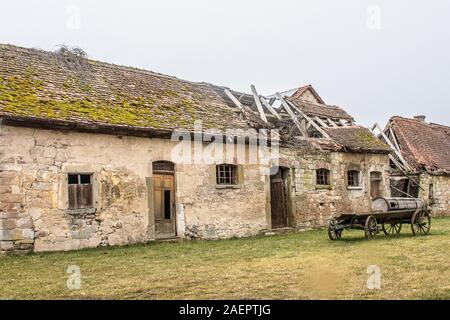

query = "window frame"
[213, 164, 243, 189]
[67, 173, 94, 210]
[315, 168, 331, 187]
[347, 170, 362, 189]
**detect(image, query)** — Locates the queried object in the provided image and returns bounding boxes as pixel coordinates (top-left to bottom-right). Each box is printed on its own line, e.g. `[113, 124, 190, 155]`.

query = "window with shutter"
[68, 174, 93, 209]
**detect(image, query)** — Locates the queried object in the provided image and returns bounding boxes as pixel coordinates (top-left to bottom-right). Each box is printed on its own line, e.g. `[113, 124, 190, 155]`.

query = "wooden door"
[370, 172, 382, 199]
[270, 169, 288, 229]
[153, 173, 176, 239]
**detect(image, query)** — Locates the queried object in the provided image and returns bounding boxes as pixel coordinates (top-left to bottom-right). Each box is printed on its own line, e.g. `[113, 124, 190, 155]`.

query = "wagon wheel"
[411, 210, 431, 236]
[327, 219, 342, 240]
[382, 220, 402, 236]
[364, 215, 378, 240]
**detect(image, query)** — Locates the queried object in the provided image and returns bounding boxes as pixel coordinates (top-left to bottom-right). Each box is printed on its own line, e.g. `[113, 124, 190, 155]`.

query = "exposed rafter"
[286, 100, 331, 139]
[250, 85, 268, 123]
[371, 122, 412, 171]
[260, 97, 281, 120]
[275, 93, 307, 136]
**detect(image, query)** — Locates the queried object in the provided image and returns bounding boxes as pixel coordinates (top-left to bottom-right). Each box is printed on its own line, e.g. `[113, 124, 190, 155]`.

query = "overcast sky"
[1, 0, 449, 127]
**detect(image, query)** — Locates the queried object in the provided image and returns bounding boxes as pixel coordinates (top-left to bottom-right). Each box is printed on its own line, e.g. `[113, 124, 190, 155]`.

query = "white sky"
[1, 0, 449, 127]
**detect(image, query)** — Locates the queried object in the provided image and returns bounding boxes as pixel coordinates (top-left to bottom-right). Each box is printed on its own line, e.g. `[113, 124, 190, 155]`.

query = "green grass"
[1, 217, 450, 300]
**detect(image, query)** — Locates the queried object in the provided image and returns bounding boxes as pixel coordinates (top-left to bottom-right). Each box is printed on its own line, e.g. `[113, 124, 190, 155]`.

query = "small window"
[347, 170, 361, 187]
[216, 164, 237, 185]
[316, 169, 330, 186]
[68, 174, 93, 209]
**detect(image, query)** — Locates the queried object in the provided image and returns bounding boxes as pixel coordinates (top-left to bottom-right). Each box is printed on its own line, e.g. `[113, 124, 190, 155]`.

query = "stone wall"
[418, 173, 450, 216]
[280, 148, 390, 228]
[1, 123, 392, 254]
[0, 124, 270, 253]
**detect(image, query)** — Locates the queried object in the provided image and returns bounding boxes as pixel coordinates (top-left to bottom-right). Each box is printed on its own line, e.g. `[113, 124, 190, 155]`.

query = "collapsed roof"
[386, 116, 450, 173]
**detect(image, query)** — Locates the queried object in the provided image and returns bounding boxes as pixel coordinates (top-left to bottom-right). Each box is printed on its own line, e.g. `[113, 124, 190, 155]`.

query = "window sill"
[66, 208, 97, 215]
[347, 186, 363, 190]
[315, 185, 332, 190]
[215, 184, 242, 190]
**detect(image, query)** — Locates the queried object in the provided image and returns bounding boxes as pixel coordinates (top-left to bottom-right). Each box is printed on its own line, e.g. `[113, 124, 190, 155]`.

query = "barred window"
[347, 170, 361, 187]
[216, 164, 237, 185]
[316, 169, 330, 186]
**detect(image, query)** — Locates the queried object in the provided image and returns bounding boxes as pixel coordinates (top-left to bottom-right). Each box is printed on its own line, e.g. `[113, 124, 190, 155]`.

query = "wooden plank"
[250, 85, 268, 123]
[275, 93, 307, 136]
[389, 127, 401, 153]
[314, 116, 329, 128]
[286, 100, 331, 139]
[68, 184, 77, 209]
[372, 123, 412, 170]
[326, 118, 339, 128]
[260, 97, 281, 120]
[224, 89, 245, 112]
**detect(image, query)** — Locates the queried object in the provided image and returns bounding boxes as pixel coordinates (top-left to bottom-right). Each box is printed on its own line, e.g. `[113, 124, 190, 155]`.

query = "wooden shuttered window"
[68, 174, 93, 209]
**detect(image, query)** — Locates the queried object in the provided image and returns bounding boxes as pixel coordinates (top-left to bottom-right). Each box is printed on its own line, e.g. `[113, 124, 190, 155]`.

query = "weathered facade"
[376, 116, 450, 216]
[0, 44, 391, 254]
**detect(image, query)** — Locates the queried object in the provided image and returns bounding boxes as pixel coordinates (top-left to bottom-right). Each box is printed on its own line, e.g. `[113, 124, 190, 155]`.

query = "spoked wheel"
[364, 215, 378, 240]
[327, 219, 342, 240]
[411, 210, 431, 236]
[382, 220, 402, 236]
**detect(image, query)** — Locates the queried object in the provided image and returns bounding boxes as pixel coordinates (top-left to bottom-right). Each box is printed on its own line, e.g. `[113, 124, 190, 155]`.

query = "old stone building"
[0, 44, 391, 254]
[375, 116, 450, 216]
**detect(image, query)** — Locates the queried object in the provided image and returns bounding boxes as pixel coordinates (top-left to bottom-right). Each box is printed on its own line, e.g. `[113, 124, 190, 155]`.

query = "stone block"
[0, 229, 23, 241]
[0, 193, 22, 203]
[71, 225, 98, 239]
[0, 185, 12, 194]
[0, 241, 14, 251]
[22, 229, 35, 240]
[0, 219, 17, 230]
[17, 217, 33, 229]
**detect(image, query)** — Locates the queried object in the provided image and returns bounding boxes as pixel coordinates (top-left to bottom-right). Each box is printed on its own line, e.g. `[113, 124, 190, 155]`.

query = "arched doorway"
[152, 161, 176, 239]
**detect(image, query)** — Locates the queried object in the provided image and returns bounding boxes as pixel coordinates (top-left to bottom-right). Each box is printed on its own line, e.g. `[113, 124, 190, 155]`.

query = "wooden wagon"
[327, 197, 431, 240]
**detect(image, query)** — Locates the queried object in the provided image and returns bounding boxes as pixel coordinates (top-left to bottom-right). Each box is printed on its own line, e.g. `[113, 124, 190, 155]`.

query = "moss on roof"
[325, 126, 392, 153]
[0, 44, 261, 131]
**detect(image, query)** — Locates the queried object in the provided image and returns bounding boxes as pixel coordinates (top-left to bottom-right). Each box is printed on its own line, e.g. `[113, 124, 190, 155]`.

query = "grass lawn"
[1, 217, 450, 300]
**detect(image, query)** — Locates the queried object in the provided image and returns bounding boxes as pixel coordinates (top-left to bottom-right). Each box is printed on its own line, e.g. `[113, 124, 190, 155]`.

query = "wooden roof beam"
[315, 116, 329, 128]
[260, 97, 281, 120]
[224, 89, 246, 113]
[286, 100, 331, 140]
[250, 85, 268, 123]
[275, 93, 308, 137]
[326, 118, 339, 128]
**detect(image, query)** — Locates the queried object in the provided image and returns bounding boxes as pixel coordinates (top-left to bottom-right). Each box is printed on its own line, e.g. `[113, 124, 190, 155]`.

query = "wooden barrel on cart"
[372, 197, 426, 213]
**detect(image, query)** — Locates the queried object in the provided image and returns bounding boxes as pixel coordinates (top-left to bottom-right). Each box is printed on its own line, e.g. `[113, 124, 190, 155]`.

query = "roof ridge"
[0, 43, 218, 91]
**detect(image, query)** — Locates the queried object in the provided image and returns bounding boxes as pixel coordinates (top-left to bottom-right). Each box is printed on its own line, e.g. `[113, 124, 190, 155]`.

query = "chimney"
[413, 115, 426, 122]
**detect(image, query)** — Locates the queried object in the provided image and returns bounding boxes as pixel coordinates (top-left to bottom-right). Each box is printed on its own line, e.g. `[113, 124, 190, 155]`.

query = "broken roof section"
[0, 44, 389, 154]
[387, 116, 450, 173]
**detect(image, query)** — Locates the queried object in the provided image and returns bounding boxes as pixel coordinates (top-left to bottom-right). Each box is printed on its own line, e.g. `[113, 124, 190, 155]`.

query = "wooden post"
[250, 85, 268, 123]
